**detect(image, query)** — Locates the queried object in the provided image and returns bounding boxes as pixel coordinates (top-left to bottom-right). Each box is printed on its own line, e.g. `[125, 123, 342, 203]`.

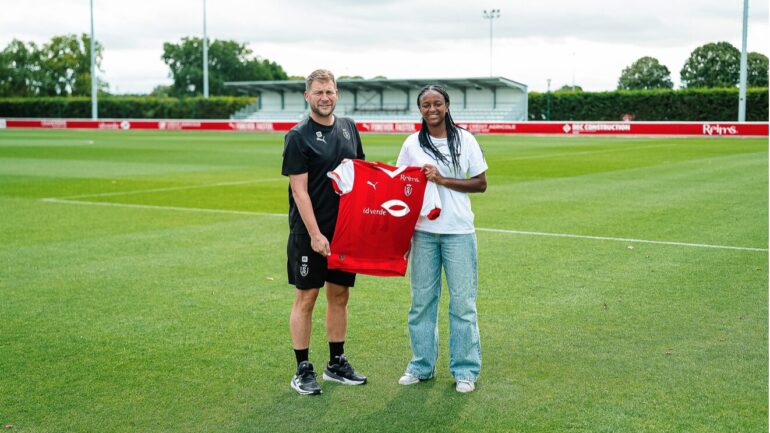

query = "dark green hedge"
[1, 90, 767, 121]
[528, 88, 769, 121]
[0, 96, 256, 119]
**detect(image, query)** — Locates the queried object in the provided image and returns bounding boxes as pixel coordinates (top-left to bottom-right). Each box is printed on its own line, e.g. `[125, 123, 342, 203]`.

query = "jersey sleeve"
[327, 159, 356, 195]
[420, 180, 442, 220]
[281, 131, 307, 176]
[463, 131, 488, 178]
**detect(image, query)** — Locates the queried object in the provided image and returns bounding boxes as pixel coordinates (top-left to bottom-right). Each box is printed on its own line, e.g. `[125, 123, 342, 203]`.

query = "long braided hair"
[416, 85, 462, 174]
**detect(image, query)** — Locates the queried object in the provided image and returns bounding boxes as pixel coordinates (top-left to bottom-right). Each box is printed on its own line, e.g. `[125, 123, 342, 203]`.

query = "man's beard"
[311, 103, 335, 117]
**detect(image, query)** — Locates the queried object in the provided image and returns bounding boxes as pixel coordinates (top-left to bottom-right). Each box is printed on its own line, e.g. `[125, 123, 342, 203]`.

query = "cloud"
[1, 0, 767, 93]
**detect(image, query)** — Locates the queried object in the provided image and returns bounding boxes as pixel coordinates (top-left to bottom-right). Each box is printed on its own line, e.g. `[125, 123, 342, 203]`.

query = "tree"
[161, 37, 288, 97]
[680, 41, 741, 88]
[149, 84, 173, 97]
[558, 84, 582, 92]
[0, 34, 107, 97]
[37, 34, 107, 96]
[747, 52, 768, 87]
[0, 39, 43, 97]
[617, 56, 673, 90]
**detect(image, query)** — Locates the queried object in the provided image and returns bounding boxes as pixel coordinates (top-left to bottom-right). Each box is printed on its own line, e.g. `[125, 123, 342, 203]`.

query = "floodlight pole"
[546, 78, 551, 120]
[202, 0, 209, 98]
[90, 0, 97, 119]
[483, 9, 500, 77]
[737, 0, 749, 121]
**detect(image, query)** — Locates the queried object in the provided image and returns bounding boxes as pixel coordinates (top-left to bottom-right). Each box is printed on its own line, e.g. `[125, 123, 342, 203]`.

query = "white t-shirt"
[397, 128, 487, 234]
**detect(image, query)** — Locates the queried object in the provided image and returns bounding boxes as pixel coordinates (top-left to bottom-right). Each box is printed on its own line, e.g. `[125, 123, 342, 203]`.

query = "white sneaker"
[398, 373, 419, 385]
[456, 380, 475, 393]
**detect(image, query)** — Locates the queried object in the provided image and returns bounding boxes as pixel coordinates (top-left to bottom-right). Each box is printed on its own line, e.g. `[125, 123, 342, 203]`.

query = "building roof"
[225, 76, 527, 94]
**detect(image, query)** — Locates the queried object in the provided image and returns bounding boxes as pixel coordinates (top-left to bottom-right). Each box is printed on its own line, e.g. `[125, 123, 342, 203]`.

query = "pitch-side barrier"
[1, 118, 767, 137]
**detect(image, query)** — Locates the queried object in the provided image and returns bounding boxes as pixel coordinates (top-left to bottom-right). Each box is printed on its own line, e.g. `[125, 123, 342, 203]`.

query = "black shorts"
[287, 232, 356, 290]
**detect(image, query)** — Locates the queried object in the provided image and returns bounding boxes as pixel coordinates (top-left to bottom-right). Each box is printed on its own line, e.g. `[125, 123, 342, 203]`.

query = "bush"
[2, 90, 767, 122]
[528, 88, 769, 121]
[0, 96, 256, 119]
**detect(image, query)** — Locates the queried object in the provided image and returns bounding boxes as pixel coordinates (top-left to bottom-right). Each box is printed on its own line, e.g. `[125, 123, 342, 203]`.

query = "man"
[281, 69, 367, 396]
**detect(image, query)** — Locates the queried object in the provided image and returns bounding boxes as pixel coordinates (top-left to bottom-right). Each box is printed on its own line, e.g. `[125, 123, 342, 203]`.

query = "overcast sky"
[1, 0, 768, 94]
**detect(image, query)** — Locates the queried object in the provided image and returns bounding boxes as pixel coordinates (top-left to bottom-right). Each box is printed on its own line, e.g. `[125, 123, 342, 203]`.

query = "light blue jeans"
[405, 230, 481, 382]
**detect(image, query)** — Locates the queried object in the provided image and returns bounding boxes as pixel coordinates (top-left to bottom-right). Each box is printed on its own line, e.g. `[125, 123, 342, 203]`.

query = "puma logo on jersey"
[315, 131, 326, 143]
[362, 200, 411, 218]
[367, 181, 378, 190]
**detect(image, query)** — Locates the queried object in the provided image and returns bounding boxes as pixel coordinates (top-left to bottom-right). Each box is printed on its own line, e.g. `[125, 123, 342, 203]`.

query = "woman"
[396, 85, 488, 393]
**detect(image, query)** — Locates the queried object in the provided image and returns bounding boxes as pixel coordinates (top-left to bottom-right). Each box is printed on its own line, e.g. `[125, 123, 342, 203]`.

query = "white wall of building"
[245, 79, 528, 121]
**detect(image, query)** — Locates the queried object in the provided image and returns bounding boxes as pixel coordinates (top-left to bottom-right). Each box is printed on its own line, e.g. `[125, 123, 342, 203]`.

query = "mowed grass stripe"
[480, 143, 767, 248]
[38, 196, 767, 252]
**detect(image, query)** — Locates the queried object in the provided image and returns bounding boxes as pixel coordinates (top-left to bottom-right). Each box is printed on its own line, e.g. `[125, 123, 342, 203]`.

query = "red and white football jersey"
[327, 159, 441, 277]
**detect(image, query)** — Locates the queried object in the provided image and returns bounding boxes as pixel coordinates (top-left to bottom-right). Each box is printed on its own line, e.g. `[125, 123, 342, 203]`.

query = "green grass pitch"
[0, 129, 766, 433]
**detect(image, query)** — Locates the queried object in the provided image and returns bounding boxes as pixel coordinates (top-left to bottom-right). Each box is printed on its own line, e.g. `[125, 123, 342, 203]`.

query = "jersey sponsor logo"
[362, 200, 411, 218]
[367, 181, 378, 190]
[380, 200, 410, 217]
[342, 128, 351, 140]
[363, 207, 387, 216]
[315, 131, 326, 143]
[404, 184, 413, 197]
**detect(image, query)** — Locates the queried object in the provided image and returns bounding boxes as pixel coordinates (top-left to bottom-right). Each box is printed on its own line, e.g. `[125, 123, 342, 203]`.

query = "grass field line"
[0, 138, 96, 146]
[39, 197, 286, 218]
[39, 197, 768, 252]
[476, 227, 768, 252]
[54, 178, 285, 199]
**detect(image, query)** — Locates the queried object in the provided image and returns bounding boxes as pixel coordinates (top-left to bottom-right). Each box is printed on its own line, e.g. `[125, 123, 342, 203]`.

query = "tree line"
[0, 35, 287, 98]
[0, 35, 767, 98]
[0, 35, 108, 97]
[616, 41, 767, 90]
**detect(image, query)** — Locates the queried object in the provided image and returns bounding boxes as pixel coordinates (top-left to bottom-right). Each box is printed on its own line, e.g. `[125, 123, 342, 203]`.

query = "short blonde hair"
[305, 69, 336, 91]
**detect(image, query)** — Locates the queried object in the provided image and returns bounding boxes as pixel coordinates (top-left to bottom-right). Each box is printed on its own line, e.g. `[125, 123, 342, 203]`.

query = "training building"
[225, 77, 528, 122]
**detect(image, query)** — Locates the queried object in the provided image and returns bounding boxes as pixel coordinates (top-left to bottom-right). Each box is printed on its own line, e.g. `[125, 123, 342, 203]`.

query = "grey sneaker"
[291, 361, 322, 396]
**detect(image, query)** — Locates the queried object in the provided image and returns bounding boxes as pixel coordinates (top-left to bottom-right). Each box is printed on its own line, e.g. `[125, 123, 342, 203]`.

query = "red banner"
[1, 118, 767, 137]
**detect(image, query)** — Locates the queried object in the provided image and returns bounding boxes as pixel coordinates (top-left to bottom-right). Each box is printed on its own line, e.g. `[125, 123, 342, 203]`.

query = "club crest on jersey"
[315, 131, 326, 143]
[342, 128, 351, 140]
[300, 263, 309, 277]
[404, 184, 413, 197]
